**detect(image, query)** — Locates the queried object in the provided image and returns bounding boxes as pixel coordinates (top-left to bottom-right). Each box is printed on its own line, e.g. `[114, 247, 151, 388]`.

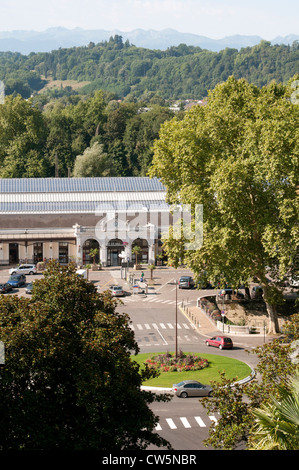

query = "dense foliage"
[0, 261, 171, 450]
[0, 91, 176, 177]
[150, 76, 299, 334]
[201, 313, 299, 450]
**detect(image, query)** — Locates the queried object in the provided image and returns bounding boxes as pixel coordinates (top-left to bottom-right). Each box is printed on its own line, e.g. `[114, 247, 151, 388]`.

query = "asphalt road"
[106, 266, 265, 451]
[0, 265, 266, 452]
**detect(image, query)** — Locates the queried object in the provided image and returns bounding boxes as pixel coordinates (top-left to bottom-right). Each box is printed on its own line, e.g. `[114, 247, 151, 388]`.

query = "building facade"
[0, 177, 170, 267]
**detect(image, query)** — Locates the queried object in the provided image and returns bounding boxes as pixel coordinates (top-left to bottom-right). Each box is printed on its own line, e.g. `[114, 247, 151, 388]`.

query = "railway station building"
[0, 177, 170, 267]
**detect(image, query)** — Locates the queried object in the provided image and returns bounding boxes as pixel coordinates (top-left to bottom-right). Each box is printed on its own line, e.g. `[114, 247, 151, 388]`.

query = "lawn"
[132, 352, 252, 388]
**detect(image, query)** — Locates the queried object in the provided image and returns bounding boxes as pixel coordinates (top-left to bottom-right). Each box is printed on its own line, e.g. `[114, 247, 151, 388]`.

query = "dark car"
[7, 274, 26, 288]
[218, 288, 244, 299]
[172, 380, 213, 398]
[0, 283, 13, 294]
[205, 335, 233, 350]
[178, 276, 195, 289]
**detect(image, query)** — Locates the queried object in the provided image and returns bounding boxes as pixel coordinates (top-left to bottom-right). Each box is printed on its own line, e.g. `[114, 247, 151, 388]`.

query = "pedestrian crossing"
[130, 321, 200, 346]
[155, 414, 218, 431]
[123, 295, 192, 306]
[130, 321, 197, 332]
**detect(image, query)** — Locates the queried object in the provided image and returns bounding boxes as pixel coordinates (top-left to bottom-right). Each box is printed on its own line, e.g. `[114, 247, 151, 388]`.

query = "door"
[9, 243, 19, 264]
[111, 251, 119, 266]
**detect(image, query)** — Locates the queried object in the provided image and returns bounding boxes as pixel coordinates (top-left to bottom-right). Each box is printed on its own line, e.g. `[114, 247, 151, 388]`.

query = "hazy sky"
[0, 0, 298, 39]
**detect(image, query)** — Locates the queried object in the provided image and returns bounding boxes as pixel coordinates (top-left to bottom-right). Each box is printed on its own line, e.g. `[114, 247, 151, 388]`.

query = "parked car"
[25, 282, 34, 294]
[178, 276, 195, 289]
[205, 335, 233, 350]
[218, 288, 244, 299]
[289, 277, 299, 288]
[7, 274, 26, 288]
[172, 380, 213, 398]
[0, 283, 13, 294]
[9, 264, 37, 275]
[109, 285, 124, 297]
[251, 285, 263, 299]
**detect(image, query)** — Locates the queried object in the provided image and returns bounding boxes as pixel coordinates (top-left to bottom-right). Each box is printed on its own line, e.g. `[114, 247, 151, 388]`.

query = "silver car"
[172, 380, 213, 398]
[109, 285, 124, 297]
[9, 264, 37, 275]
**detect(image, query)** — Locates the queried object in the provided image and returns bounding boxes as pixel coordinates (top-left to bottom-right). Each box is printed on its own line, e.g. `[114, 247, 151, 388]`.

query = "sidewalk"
[180, 305, 273, 347]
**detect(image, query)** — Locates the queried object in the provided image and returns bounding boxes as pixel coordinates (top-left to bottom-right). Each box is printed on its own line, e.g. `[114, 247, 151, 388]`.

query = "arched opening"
[107, 238, 124, 266]
[82, 239, 100, 265]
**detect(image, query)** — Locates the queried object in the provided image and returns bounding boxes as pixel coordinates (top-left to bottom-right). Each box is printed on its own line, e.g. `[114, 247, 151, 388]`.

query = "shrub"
[145, 351, 209, 372]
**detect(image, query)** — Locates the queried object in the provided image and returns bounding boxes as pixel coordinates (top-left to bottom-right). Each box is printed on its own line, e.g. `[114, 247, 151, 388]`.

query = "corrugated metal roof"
[0, 200, 169, 214]
[0, 177, 165, 193]
[0, 177, 168, 214]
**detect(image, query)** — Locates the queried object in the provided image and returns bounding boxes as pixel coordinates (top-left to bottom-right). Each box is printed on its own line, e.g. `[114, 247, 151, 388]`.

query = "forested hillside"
[0, 36, 299, 180]
[1, 35, 299, 100]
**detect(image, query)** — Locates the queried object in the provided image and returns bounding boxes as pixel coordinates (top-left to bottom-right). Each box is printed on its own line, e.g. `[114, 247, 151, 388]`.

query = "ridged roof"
[0, 177, 165, 193]
[0, 177, 167, 214]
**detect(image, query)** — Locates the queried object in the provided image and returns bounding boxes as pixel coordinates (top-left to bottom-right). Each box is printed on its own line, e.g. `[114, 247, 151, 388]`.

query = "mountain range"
[0, 27, 298, 54]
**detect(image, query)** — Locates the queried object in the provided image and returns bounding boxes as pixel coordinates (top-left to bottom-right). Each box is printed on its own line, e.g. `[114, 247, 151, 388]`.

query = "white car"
[290, 277, 299, 288]
[9, 264, 37, 275]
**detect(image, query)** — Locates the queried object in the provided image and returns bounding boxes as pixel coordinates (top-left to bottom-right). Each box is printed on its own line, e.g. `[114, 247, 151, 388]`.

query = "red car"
[205, 336, 233, 350]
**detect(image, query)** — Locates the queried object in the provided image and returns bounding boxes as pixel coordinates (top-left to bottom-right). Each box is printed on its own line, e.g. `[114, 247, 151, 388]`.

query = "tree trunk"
[264, 301, 280, 335]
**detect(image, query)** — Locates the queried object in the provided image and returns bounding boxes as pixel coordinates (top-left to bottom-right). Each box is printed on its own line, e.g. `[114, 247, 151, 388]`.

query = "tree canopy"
[150, 76, 299, 334]
[0, 261, 171, 450]
[1, 38, 299, 101]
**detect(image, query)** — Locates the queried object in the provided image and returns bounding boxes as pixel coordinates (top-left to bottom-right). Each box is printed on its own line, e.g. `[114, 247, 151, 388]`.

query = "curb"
[141, 365, 256, 392]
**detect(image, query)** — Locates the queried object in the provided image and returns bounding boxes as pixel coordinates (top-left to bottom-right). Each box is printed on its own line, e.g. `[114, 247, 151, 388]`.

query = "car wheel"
[219, 344, 223, 350]
[180, 391, 188, 398]
[205, 341, 210, 346]
[29, 271, 34, 275]
[11, 271, 16, 275]
[208, 391, 213, 397]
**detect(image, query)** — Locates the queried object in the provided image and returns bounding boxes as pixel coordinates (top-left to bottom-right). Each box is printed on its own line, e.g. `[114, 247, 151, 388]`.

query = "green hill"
[1, 36, 299, 100]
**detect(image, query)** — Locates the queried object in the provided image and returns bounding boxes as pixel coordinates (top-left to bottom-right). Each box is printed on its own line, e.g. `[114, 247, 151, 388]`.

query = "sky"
[0, 0, 298, 39]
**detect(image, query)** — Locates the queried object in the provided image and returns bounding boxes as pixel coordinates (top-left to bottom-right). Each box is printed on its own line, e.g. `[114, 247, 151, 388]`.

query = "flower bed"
[145, 350, 209, 373]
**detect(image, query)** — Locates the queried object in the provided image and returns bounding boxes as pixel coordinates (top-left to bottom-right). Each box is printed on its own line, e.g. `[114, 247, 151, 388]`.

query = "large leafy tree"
[150, 76, 299, 334]
[0, 94, 49, 177]
[0, 262, 171, 450]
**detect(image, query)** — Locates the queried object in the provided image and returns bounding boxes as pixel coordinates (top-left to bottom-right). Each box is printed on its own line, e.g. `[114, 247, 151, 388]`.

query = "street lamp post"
[175, 279, 178, 358]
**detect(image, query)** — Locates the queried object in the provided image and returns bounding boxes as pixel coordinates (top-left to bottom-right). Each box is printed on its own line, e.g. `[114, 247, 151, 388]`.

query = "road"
[0, 265, 266, 451]
[102, 266, 264, 451]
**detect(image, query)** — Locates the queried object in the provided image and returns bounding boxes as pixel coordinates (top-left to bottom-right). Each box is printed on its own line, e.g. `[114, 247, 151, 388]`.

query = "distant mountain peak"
[0, 27, 298, 55]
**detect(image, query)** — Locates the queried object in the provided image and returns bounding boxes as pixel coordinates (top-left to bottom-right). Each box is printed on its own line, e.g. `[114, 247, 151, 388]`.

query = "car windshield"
[10, 276, 20, 280]
[224, 338, 232, 342]
[180, 277, 189, 281]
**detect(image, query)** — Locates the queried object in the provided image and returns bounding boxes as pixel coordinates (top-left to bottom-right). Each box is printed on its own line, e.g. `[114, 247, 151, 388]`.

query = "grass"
[132, 352, 252, 388]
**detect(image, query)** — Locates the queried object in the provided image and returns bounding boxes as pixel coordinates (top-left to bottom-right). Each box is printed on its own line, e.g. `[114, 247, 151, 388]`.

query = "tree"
[0, 94, 49, 177]
[249, 372, 299, 450]
[0, 261, 171, 450]
[72, 141, 114, 177]
[201, 313, 299, 449]
[150, 76, 299, 334]
[132, 245, 141, 267]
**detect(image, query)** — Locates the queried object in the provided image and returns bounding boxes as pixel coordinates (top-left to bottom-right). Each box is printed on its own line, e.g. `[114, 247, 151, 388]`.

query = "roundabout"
[133, 351, 254, 390]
